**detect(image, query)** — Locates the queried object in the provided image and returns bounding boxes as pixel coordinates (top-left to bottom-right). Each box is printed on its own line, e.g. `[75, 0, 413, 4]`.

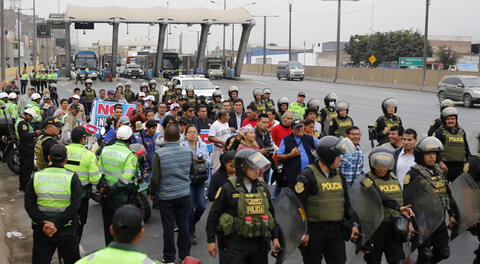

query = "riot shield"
[403, 176, 444, 252]
[348, 176, 384, 248]
[450, 172, 480, 240]
[272, 187, 307, 264]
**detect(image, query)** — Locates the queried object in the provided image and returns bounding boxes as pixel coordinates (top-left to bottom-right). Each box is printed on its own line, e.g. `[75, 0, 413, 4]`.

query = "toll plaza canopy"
[52, 5, 256, 78]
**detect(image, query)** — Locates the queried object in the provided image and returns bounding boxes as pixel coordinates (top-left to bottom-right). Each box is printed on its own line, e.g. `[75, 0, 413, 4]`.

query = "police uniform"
[288, 101, 306, 120]
[374, 114, 403, 145]
[82, 87, 97, 117]
[99, 140, 139, 246]
[433, 126, 470, 182]
[264, 98, 275, 110]
[295, 161, 356, 264]
[5, 99, 19, 120]
[427, 118, 442, 136]
[147, 89, 160, 105]
[26, 100, 43, 126]
[123, 90, 136, 103]
[24, 144, 82, 264]
[329, 116, 354, 137]
[163, 89, 175, 103]
[20, 72, 29, 94]
[35, 132, 59, 171]
[466, 153, 480, 263]
[15, 116, 36, 191]
[186, 95, 197, 107]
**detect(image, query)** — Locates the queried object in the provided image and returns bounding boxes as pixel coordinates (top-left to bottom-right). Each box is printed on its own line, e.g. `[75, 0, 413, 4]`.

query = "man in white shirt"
[208, 109, 231, 171]
[393, 128, 417, 188]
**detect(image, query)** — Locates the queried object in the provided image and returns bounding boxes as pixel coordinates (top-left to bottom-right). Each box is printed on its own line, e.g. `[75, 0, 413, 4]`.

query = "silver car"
[437, 75, 480, 107]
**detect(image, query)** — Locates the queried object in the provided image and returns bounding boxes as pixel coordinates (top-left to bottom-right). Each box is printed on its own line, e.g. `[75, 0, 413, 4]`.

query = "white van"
[276, 61, 305, 81]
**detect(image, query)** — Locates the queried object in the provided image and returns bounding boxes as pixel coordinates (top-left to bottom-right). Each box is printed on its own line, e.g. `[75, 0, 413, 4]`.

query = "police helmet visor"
[333, 137, 356, 156]
[244, 151, 272, 171]
[383, 98, 398, 108]
[370, 152, 395, 170]
[417, 137, 444, 152]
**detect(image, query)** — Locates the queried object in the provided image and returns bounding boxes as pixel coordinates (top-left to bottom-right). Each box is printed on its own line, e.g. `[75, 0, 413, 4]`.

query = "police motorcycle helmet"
[48, 82, 57, 89]
[234, 149, 271, 179]
[368, 146, 395, 171]
[253, 88, 264, 98]
[307, 99, 322, 110]
[314, 136, 355, 166]
[228, 86, 239, 97]
[323, 93, 338, 107]
[85, 79, 93, 85]
[149, 79, 157, 85]
[263, 88, 272, 95]
[277, 97, 290, 108]
[116, 125, 134, 141]
[186, 84, 195, 92]
[381, 97, 398, 114]
[8, 92, 17, 100]
[124, 81, 132, 88]
[440, 106, 458, 123]
[440, 99, 454, 111]
[413, 136, 444, 165]
[24, 108, 37, 119]
[212, 90, 222, 99]
[335, 101, 349, 114]
[174, 85, 183, 92]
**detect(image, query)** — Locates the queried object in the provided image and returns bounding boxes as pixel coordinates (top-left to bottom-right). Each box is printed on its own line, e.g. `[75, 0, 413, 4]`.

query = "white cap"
[138, 92, 146, 97]
[170, 103, 180, 110]
[116, 125, 133, 140]
[72, 94, 81, 100]
[24, 108, 36, 119]
[146, 95, 155, 102]
[8, 93, 17, 100]
[31, 93, 41, 100]
[0, 92, 8, 99]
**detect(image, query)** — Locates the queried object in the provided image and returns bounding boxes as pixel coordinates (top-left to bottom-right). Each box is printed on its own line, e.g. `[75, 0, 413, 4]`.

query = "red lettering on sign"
[97, 103, 112, 115]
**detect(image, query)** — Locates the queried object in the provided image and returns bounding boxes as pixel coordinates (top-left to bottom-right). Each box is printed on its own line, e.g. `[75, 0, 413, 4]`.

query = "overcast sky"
[19, 0, 480, 53]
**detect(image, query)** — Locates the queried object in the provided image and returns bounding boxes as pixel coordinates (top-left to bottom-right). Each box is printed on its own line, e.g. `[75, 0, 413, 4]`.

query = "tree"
[436, 46, 459, 70]
[344, 30, 432, 67]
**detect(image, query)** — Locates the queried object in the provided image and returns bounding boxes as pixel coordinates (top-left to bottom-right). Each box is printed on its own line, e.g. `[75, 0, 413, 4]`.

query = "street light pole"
[17, 8, 21, 76]
[422, 0, 430, 87]
[1, 0, 6, 82]
[334, 0, 342, 83]
[288, 0, 292, 61]
[263, 16, 266, 75]
[33, 0, 37, 70]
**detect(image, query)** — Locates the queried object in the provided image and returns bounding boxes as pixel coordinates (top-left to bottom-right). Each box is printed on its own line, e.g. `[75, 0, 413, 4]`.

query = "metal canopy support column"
[154, 23, 168, 78]
[195, 23, 211, 73]
[65, 22, 72, 78]
[234, 23, 254, 77]
[111, 22, 119, 77]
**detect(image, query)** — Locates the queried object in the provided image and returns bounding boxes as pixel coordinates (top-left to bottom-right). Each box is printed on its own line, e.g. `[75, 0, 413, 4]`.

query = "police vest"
[148, 90, 160, 103]
[306, 165, 345, 222]
[411, 164, 449, 210]
[265, 99, 274, 109]
[35, 134, 56, 170]
[26, 102, 42, 123]
[39, 74, 46, 80]
[15, 118, 33, 138]
[33, 167, 73, 221]
[367, 172, 403, 222]
[21, 73, 28, 80]
[219, 177, 275, 238]
[382, 115, 401, 129]
[76, 246, 158, 264]
[65, 143, 101, 197]
[323, 107, 338, 120]
[332, 116, 353, 137]
[123, 90, 135, 103]
[187, 95, 197, 106]
[83, 89, 96, 104]
[164, 90, 175, 102]
[100, 142, 136, 185]
[440, 127, 466, 163]
[289, 102, 306, 120]
[5, 102, 18, 119]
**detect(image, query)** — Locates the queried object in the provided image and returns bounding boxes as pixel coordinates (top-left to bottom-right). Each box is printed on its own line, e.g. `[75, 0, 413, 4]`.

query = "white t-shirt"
[396, 148, 416, 189]
[208, 120, 231, 146]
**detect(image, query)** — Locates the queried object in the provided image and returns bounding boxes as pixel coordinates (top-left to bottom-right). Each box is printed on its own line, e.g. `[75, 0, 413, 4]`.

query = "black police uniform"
[466, 154, 480, 263]
[427, 118, 442, 136]
[374, 114, 403, 145]
[17, 119, 36, 191]
[206, 177, 279, 264]
[35, 132, 58, 170]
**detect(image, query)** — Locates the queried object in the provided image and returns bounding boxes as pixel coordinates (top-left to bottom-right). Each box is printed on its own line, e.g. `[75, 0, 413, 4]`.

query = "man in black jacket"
[255, 114, 277, 181]
[228, 99, 246, 133]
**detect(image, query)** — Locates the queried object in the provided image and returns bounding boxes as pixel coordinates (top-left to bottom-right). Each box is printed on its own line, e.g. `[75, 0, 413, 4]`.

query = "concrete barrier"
[242, 64, 480, 93]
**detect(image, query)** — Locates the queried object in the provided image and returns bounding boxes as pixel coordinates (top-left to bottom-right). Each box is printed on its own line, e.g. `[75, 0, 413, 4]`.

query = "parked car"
[277, 61, 304, 81]
[437, 75, 480, 107]
[160, 75, 220, 102]
[118, 64, 144, 79]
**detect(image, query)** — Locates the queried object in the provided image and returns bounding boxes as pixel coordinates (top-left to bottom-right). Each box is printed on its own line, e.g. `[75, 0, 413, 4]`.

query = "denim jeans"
[159, 195, 192, 262]
[189, 182, 206, 234]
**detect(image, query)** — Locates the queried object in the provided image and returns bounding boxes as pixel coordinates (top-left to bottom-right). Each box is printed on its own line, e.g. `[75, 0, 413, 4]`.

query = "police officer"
[276, 97, 290, 120]
[428, 99, 455, 136]
[185, 85, 197, 107]
[81, 79, 96, 118]
[328, 101, 354, 137]
[262, 88, 274, 110]
[148, 80, 160, 104]
[249, 88, 267, 114]
[16, 109, 41, 191]
[362, 146, 415, 264]
[27, 92, 43, 128]
[5, 92, 19, 120]
[99, 125, 139, 246]
[208, 90, 223, 119]
[294, 136, 359, 264]
[319, 93, 338, 135]
[35, 117, 62, 171]
[39, 69, 47, 93]
[76, 205, 159, 264]
[20, 69, 29, 94]
[123, 82, 136, 103]
[374, 97, 403, 145]
[433, 106, 470, 182]
[174, 84, 183, 98]
[162, 81, 175, 103]
[403, 137, 456, 264]
[29, 70, 37, 90]
[228, 86, 239, 101]
[65, 126, 101, 241]
[466, 134, 480, 263]
[206, 149, 280, 264]
[24, 144, 82, 264]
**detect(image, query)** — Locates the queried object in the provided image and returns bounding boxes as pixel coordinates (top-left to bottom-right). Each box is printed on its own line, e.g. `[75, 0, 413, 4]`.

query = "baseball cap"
[107, 90, 115, 95]
[112, 205, 144, 239]
[138, 92, 146, 97]
[42, 117, 63, 128]
[145, 95, 155, 102]
[31, 93, 41, 100]
[297, 92, 306, 97]
[71, 126, 90, 143]
[170, 103, 180, 110]
[49, 144, 68, 161]
[291, 119, 304, 129]
[119, 116, 131, 124]
[72, 94, 80, 100]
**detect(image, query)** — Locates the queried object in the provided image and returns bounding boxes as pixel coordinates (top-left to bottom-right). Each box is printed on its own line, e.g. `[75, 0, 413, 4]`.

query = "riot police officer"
[24, 144, 82, 264]
[403, 137, 456, 264]
[148, 79, 160, 104]
[319, 93, 338, 135]
[16, 109, 41, 191]
[294, 136, 359, 264]
[208, 90, 223, 119]
[427, 99, 454, 136]
[65, 126, 101, 241]
[466, 134, 480, 263]
[228, 86, 239, 101]
[185, 85, 197, 107]
[35, 117, 62, 171]
[249, 88, 267, 113]
[123, 82, 136, 103]
[328, 101, 354, 137]
[433, 106, 470, 182]
[99, 125, 139, 246]
[262, 88, 274, 109]
[277, 97, 290, 120]
[82, 79, 96, 117]
[162, 81, 175, 103]
[374, 97, 403, 145]
[362, 146, 415, 264]
[174, 84, 183, 98]
[206, 149, 281, 264]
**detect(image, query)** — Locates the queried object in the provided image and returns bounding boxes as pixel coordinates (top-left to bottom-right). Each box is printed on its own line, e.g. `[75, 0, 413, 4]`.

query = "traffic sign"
[368, 55, 377, 65]
[398, 57, 424, 67]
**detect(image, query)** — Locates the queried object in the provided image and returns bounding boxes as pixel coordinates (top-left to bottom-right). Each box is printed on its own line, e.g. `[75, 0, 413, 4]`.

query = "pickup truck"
[118, 64, 144, 79]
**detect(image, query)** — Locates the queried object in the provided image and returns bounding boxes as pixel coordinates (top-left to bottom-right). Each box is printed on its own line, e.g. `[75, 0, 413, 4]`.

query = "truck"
[205, 57, 224, 79]
[118, 63, 144, 79]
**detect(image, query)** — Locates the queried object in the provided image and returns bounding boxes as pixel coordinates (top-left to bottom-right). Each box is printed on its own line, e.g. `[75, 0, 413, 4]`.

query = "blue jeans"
[189, 182, 206, 235]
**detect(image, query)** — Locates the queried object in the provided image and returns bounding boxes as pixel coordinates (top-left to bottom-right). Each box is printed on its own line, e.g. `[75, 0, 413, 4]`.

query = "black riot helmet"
[381, 97, 398, 115]
[234, 149, 271, 180]
[323, 93, 338, 106]
[413, 136, 444, 165]
[314, 136, 355, 166]
[368, 146, 395, 172]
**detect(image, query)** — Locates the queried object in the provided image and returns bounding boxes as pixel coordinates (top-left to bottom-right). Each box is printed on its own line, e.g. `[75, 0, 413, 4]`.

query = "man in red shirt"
[271, 111, 294, 147]
[241, 104, 259, 128]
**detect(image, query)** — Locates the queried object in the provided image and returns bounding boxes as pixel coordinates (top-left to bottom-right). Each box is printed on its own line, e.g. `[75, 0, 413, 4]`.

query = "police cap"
[49, 144, 68, 161]
[112, 205, 144, 241]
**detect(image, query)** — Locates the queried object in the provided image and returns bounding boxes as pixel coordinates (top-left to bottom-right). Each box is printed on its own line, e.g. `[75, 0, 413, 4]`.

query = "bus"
[73, 50, 99, 80]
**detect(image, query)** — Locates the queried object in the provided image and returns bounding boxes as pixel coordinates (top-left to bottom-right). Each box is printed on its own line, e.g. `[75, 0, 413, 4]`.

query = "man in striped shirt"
[339, 126, 365, 186]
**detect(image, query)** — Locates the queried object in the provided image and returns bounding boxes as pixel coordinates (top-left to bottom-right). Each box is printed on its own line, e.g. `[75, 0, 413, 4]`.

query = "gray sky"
[19, 0, 480, 53]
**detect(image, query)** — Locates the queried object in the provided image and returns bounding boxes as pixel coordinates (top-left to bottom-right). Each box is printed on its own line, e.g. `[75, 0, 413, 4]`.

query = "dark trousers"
[299, 222, 347, 264]
[20, 80, 28, 94]
[84, 103, 92, 119]
[159, 195, 191, 262]
[224, 235, 268, 264]
[189, 183, 206, 235]
[77, 197, 89, 242]
[32, 227, 80, 264]
[445, 161, 464, 182]
[101, 199, 126, 246]
[364, 222, 405, 264]
[19, 146, 34, 191]
[417, 222, 450, 264]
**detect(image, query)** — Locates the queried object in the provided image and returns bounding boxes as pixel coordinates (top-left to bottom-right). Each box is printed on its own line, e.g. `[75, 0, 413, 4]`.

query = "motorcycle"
[0, 109, 20, 174]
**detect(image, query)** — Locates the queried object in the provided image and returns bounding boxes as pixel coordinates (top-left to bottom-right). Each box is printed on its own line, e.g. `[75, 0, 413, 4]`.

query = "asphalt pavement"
[52, 75, 479, 264]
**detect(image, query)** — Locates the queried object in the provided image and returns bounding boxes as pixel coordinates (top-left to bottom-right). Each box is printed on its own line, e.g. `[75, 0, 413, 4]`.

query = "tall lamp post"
[422, 0, 430, 87]
[253, 15, 279, 75]
[288, 0, 292, 61]
[1, 0, 6, 82]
